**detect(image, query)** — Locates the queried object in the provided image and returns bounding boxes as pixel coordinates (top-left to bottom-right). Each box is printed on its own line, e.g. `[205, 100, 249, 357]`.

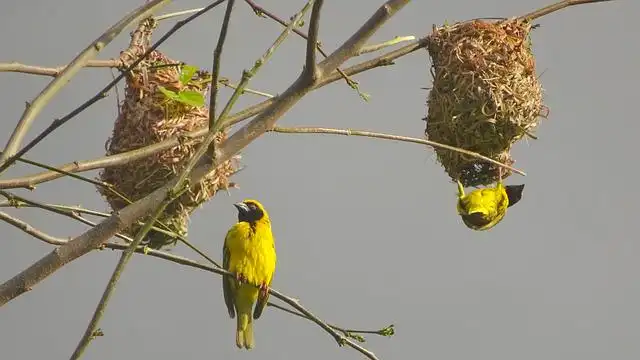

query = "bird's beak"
[234, 202, 250, 214]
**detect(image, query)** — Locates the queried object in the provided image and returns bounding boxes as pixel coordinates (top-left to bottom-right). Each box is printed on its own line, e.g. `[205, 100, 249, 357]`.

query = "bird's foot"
[235, 273, 247, 284]
[259, 283, 269, 298]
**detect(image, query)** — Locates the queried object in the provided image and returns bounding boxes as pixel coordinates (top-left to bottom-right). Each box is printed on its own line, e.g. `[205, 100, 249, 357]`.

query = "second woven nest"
[425, 18, 546, 187]
[98, 50, 238, 249]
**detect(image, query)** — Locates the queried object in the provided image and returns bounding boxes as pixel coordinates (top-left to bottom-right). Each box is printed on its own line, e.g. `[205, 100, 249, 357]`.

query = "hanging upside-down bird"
[456, 171, 525, 231]
[222, 199, 277, 350]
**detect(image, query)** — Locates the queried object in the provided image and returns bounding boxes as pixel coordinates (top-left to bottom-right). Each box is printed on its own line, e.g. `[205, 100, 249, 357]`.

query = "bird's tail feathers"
[236, 312, 254, 350]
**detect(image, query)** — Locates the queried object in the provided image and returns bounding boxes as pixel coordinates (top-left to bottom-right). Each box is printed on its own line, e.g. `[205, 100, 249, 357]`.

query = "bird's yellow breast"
[225, 221, 277, 288]
[457, 183, 510, 230]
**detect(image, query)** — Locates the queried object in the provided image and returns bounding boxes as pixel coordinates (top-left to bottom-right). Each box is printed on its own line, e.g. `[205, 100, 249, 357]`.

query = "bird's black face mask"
[461, 212, 492, 229]
[505, 184, 525, 208]
[235, 202, 264, 223]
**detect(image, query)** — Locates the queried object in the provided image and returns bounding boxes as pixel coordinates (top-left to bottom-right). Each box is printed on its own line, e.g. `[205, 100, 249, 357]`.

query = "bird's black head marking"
[505, 184, 525, 208]
[461, 212, 492, 229]
[234, 200, 265, 224]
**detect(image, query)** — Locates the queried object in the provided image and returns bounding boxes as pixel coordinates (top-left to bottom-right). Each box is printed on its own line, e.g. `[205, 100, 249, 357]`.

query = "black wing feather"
[222, 243, 235, 319]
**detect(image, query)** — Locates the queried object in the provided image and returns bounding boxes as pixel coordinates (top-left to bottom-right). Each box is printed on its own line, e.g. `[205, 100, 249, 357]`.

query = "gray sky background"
[0, 1, 637, 359]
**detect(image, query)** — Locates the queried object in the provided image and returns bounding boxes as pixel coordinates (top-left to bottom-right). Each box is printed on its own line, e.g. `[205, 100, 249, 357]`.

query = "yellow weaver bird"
[456, 171, 525, 231]
[222, 199, 277, 350]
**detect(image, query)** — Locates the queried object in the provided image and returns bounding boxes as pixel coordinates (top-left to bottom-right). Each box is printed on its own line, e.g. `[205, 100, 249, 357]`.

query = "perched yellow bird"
[456, 178, 525, 231]
[222, 199, 277, 350]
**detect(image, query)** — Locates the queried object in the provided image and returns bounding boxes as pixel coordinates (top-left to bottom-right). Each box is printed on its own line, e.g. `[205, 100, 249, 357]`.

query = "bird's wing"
[222, 232, 236, 319]
[253, 242, 275, 320]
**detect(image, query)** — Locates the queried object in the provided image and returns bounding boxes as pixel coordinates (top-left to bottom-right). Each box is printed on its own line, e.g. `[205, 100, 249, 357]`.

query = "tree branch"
[0, 36, 427, 190]
[518, 0, 614, 21]
[270, 126, 526, 176]
[0, 0, 410, 311]
[244, 0, 371, 100]
[318, 0, 409, 75]
[209, 0, 236, 130]
[304, 0, 323, 82]
[0, 0, 170, 169]
[69, 187, 176, 359]
[1, 198, 390, 346]
[0, 60, 123, 77]
[0, 211, 68, 245]
[0, 207, 386, 357]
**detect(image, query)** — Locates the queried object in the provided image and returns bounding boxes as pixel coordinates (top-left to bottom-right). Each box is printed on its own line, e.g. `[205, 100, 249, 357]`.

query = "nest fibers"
[424, 18, 546, 187]
[99, 50, 238, 249]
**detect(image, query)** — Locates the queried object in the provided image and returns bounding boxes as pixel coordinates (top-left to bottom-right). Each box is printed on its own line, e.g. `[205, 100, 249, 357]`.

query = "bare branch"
[270, 126, 526, 176]
[0, 211, 68, 245]
[0, 207, 387, 352]
[0, 60, 123, 77]
[269, 287, 379, 360]
[356, 35, 416, 56]
[0, 0, 170, 169]
[154, 8, 205, 21]
[318, 0, 410, 74]
[0, 36, 427, 190]
[304, 0, 323, 82]
[519, 0, 614, 21]
[209, 0, 236, 130]
[0, 193, 384, 357]
[70, 190, 173, 359]
[244, 0, 367, 99]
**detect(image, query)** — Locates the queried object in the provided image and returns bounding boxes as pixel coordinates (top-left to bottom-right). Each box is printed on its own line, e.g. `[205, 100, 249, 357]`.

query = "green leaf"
[158, 86, 179, 100]
[176, 90, 205, 107]
[179, 65, 199, 85]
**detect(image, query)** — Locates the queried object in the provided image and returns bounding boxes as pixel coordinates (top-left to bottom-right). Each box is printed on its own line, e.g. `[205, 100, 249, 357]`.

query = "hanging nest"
[424, 18, 547, 187]
[98, 49, 239, 249]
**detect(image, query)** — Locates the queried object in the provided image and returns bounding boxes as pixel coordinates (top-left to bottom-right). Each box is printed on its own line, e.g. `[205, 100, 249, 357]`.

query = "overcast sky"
[1, 1, 637, 360]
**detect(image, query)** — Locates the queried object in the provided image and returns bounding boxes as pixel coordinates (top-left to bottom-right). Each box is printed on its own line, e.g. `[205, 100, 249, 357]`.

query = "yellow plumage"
[456, 179, 525, 231]
[222, 199, 277, 350]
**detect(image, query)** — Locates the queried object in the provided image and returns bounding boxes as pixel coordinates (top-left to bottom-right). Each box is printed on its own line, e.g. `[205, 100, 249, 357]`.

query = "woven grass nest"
[424, 18, 547, 187]
[98, 50, 238, 249]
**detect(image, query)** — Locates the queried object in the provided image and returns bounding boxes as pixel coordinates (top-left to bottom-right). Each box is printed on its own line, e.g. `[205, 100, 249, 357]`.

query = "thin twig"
[244, 0, 369, 100]
[0, 0, 170, 170]
[518, 0, 614, 21]
[304, 0, 323, 80]
[270, 126, 526, 176]
[0, 191, 134, 243]
[0, 0, 227, 175]
[209, 0, 236, 130]
[267, 301, 394, 343]
[0, 211, 68, 245]
[0, 207, 389, 349]
[218, 78, 274, 98]
[69, 188, 178, 360]
[154, 8, 205, 21]
[0, 37, 426, 190]
[0, 60, 123, 77]
[213, 0, 312, 131]
[0, 198, 347, 341]
[0, 151, 134, 203]
[356, 35, 416, 56]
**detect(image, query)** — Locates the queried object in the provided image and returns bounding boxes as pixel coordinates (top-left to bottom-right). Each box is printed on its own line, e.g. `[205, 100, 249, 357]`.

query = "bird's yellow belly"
[229, 236, 275, 288]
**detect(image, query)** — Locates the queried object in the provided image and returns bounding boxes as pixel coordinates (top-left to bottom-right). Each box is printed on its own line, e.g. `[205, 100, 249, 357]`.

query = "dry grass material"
[424, 18, 547, 187]
[98, 50, 238, 249]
